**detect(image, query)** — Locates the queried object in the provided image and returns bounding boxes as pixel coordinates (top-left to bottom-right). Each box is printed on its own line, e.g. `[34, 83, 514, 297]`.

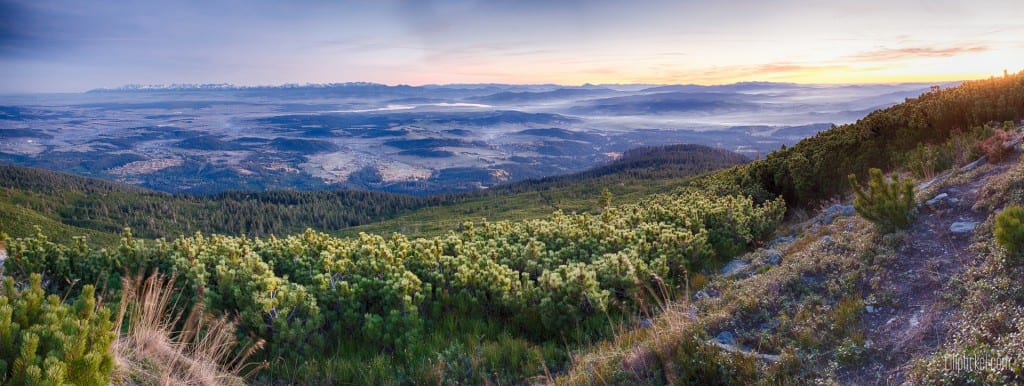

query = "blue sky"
[1, 0, 1022, 92]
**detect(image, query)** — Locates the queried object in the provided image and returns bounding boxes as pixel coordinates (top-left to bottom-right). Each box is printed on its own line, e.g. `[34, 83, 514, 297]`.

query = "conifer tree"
[848, 168, 916, 233]
[995, 206, 1024, 263]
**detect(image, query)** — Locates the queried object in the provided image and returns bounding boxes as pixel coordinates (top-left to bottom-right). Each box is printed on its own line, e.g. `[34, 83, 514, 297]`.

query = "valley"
[0, 82, 941, 194]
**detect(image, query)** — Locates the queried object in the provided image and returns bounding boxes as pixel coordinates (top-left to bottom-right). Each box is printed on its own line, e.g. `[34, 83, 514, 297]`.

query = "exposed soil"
[842, 153, 1020, 385]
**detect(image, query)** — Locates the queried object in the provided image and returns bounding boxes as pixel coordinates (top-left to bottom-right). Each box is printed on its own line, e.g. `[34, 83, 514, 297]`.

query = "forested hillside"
[0, 165, 433, 241]
[345, 144, 750, 237]
[705, 72, 1024, 207]
[0, 143, 745, 242]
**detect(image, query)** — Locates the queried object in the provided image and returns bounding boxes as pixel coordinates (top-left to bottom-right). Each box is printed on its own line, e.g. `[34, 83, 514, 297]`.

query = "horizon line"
[3, 78, 983, 96]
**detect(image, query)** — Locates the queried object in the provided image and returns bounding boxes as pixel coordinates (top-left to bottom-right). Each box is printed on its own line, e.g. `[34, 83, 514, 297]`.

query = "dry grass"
[552, 209, 884, 384]
[111, 273, 266, 386]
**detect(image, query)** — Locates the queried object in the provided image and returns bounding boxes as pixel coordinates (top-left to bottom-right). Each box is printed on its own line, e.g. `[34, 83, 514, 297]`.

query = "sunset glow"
[1, 0, 1022, 92]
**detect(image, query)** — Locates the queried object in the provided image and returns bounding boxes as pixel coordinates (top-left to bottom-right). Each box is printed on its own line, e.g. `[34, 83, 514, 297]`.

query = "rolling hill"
[0, 143, 747, 242]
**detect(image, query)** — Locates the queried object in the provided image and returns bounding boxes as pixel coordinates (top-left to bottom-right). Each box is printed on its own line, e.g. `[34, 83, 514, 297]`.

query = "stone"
[926, 193, 949, 206]
[709, 339, 782, 362]
[949, 222, 978, 233]
[715, 331, 734, 345]
[639, 319, 654, 329]
[841, 205, 856, 216]
[694, 289, 711, 300]
[819, 205, 855, 225]
[865, 305, 876, 314]
[917, 176, 942, 190]
[721, 260, 749, 277]
[822, 236, 832, 244]
[766, 250, 783, 265]
[768, 235, 795, 247]
[962, 156, 988, 171]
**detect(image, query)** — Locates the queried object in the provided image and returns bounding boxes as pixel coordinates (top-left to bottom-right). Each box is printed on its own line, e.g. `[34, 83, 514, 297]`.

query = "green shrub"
[995, 206, 1024, 263]
[848, 168, 916, 233]
[0, 274, 115, 385]
[905, 143, 953, 180]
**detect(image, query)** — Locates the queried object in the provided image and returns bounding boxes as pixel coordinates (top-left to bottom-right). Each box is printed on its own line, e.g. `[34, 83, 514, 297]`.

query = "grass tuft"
[111, 273, 266, 385]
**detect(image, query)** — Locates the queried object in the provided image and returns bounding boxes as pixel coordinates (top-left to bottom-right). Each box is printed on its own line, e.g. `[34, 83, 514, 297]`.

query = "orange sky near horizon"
[1, 0, 1022, 92]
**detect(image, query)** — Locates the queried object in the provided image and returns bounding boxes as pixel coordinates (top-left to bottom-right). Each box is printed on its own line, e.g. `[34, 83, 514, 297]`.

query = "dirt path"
[842, 155, 1018, 385]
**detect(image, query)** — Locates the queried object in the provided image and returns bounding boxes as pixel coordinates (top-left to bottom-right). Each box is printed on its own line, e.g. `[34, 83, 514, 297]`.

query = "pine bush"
[995, 206, 1024, 263]
[0, 274, 115, 385]
[848, 168, 916, 233]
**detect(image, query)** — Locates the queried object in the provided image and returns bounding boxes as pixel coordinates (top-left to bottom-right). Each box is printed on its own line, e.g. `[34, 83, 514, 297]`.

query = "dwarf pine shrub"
[848, 168, 916, 233]
[0, 274, 115, 385]
[995, 206, 1024, 264]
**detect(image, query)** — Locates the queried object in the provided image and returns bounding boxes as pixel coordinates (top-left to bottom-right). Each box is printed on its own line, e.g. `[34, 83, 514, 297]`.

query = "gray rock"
[949, 222, 978, 233]
[865, 305, 876, 314]
[962, 156, 988, 171]
[822, 236, 832, 244]
[709, 339, 782, 362]
[639, 318, 654, 329]
[766, 250, 783, 265]
[721, 260, 749, 277]
[715, 331, 734, 345]
[926, 193, 949, 206]
[694, 289, 711, 300]
[819, 205, 856, 225]
[768, 236, 795, 247]
[917, 176, 942, 190]
[841, 205, 856, 216]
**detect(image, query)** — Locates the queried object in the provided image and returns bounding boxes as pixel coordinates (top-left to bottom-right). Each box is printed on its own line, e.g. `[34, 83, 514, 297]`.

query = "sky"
[1, 0, 1022, 93]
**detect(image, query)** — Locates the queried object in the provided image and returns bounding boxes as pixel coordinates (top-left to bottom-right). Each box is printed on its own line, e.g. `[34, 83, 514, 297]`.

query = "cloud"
[851, 45, 989, 62]
[720, 62, 850, 78]
[752, 63, 842, 73]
